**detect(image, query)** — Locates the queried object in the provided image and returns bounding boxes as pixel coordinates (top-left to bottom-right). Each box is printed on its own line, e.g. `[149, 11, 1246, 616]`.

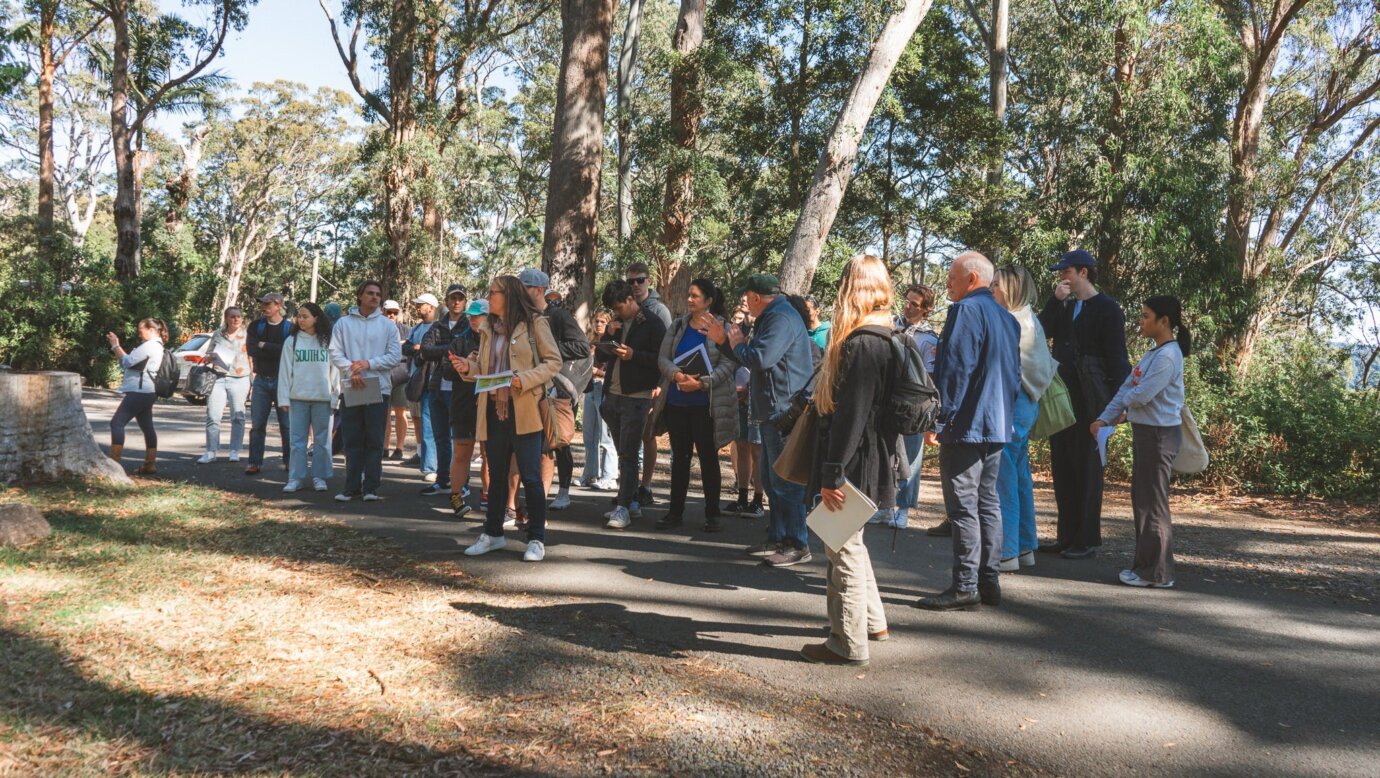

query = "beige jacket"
[462, 315, 561, 440]
[1012, 304, 1057, 401]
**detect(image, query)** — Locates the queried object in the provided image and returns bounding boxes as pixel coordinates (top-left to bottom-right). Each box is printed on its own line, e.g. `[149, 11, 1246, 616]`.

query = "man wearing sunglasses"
[623, 263, 672, 508]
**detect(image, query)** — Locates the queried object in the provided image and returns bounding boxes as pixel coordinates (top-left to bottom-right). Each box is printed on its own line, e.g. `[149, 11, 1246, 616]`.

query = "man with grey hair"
[916, 251, 1022, 611]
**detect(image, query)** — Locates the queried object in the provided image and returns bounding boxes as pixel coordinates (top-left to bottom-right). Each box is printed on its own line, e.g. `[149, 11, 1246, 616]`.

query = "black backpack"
[137, 347, 180, 398]
[856, 326, 940, 437]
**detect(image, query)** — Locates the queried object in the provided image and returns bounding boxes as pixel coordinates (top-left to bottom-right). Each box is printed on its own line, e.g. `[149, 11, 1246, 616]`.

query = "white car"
[173, 332, 214, 403]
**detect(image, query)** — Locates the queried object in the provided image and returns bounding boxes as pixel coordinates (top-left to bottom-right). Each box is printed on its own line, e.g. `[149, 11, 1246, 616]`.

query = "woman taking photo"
[278, 302, 340, 493]
[653, 278, 737, 533]
[991, 267, 1056, 571]
[451, 275, 561, 562]
[198, 308, 251, 464]
[106, 318, 169, 475]
[1092, 296, 1190, 589]
[802, 254, 896, 667]
[581, 310, 619, 490]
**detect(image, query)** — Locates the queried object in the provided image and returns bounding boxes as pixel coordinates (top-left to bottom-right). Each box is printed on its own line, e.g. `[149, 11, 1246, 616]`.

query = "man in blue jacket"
[917, 252, 1022, 611]
[704, 273, 815, 567]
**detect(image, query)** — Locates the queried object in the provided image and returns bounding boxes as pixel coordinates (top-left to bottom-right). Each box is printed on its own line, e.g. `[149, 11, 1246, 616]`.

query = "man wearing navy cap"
[1037, 250, 1132, 559]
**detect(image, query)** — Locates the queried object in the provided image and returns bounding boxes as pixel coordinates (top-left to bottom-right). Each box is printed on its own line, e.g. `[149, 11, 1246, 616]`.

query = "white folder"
[806, 479, 877, 553]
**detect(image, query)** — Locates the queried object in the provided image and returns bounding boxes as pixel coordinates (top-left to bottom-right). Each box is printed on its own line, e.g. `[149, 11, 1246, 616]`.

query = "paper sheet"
[475, 371, 515, 394]
[1097, 425, 1115, 467]
[343, 376, 383, 407]
[806, 479, 878, 553]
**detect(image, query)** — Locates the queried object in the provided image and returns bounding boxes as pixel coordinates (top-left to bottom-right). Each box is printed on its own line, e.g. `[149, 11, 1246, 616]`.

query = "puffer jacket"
[653, 314, 738, 450]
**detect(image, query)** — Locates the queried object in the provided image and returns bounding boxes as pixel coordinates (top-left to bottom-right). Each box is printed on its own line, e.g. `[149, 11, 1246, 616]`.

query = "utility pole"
[310, 251, 320, 303]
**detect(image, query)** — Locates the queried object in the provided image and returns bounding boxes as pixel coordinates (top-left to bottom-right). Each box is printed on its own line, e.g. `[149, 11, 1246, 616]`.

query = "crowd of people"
[105, 249, 1193, 666]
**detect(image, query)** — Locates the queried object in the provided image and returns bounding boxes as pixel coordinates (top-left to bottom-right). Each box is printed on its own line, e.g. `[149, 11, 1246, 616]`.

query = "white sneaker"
[867, 509, 889, 525]
[228, 451, 241, 462]
[523, 540, 545, 562]
[1119, 569, 1174, 588]
[998, 557, 1020, 572]
[334, 492, 355, 502]
[283, 479, 302, 493]
[1019, 551, 1036, 568]
[595, 479, 619, 491]
[313, 478, 329, 492]
[196, 452, 216, 464]
[550, 491, 572, 510]
[422, 472, 438, 483]
[465, 533, 506, 556]
[362, 493, 382, 502]
[886, 507, 909, 529]
[605, 506, 631, 529]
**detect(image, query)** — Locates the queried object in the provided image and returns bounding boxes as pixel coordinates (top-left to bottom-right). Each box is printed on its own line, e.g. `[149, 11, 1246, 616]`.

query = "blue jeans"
[893, 433, 926, 524]
[999, 390, 1040, 560]
[582, 380, 618, 483]
[341, 400, 387, 495]
[205, 374, 249, 454]
[759, 422, 808, 549]
[484, 405, 547, 542]
[431, 389, 452, 488]
[416, 389, 436, 475]
[939, 442, 1004, 591]
[288, 400, 333, 482]
[248, 375, 289, 466]
[601, 392, 653, 507]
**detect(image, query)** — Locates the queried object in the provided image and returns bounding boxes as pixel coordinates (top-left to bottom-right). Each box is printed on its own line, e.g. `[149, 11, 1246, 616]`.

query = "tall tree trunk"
[787, 0, 812, 209]
[983, 0, 1007, 261]
[37, 2, 58, 240]
[164, 125, 207, 233]
[778, 0, 935, 294]
[654, 0, 706, 316]
[1093, 19, 1133, 294]
[381, 0, 419, 298]
[109, 0, 140, 279]
[616, 0, 643, 242]
[542, 0, 618, 328]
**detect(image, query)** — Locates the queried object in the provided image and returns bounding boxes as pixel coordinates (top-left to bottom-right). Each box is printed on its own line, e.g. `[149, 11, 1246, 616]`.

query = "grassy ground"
[0, 481, 1037, 777]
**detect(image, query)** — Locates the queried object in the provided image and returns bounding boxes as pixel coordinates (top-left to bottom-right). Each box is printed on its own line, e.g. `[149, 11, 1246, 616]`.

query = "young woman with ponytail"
[1091, 295, 1191, 588]
[105, 318, 169, 474]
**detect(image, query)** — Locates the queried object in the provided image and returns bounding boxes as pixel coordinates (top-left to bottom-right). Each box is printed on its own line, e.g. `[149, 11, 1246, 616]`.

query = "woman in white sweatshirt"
[105, 318, 169, 474]
[199, 307, 251, 463]
[279, 302, 341, 493]
[992, 267, 1058, 571]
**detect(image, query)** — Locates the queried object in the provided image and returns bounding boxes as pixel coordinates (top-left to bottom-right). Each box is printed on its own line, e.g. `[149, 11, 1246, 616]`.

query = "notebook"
[806, 479, 877, 553]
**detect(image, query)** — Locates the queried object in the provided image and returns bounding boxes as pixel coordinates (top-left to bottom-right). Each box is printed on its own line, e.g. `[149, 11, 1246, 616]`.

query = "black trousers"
[110, 392, 157, 447]
[1048, 422, 1104, 547]
[665, 404, 722, 518]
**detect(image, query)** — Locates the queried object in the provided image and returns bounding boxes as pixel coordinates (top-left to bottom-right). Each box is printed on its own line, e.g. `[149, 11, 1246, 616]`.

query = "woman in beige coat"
[451, 275, 561, 562]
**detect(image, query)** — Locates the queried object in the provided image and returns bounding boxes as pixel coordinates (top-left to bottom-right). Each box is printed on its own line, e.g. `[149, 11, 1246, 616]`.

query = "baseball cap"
[382, 299, 401, 311]
[519, 268, 551, 288]
[411, 293, 439, 307]
[259, 292, 285, 304]
[1050, 249, 1097, 271]
[737, 273, 781, 296]
[444, 284, 468, 299]
[464, 299, 489, 316]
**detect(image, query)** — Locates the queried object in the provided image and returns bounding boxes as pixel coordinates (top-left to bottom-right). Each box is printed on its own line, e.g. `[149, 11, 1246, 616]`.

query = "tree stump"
[0, 503, 51, 547]
[0, 371, 132, 486]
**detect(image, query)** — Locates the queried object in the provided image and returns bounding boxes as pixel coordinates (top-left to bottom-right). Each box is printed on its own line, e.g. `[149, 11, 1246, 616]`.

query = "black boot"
[913, 588, 981, 611]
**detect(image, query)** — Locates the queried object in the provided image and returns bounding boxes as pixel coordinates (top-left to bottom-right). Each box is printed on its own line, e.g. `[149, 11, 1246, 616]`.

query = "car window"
[176, 335, 210, 353]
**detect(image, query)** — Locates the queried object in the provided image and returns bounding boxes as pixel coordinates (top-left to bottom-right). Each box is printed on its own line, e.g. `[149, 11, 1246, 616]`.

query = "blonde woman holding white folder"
[801, 254, 899, 667]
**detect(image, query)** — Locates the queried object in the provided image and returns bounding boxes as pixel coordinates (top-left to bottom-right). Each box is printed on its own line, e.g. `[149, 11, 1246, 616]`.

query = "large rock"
[0, 370, 131, 486]
[0, 503, 51, 547]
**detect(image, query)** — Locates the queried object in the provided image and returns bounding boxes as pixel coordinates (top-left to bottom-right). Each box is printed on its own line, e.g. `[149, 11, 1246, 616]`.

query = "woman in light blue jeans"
[200, 308, 251, 463]
[992, 267, 1057, 570]
[581, 310, 619, 488]
[278, 303, 340, 492]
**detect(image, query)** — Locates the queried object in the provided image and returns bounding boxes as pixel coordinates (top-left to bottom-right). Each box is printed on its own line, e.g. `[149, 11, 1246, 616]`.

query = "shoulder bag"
[525, 321, 571, 451]
[1030, 372, 1077, 440]
[1173, 406, 1209, 474]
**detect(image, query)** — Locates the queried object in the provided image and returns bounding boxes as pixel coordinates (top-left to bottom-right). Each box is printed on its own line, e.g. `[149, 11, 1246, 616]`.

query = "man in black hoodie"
[245, 292, 292, 475]
[599, 279, 667, 530]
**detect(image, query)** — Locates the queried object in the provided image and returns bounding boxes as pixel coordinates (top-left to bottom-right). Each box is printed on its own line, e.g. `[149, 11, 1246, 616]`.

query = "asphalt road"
[85, 390, 1380, 777]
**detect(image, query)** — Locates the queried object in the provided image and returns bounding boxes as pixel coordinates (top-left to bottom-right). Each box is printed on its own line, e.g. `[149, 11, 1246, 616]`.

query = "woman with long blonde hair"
[801, 254, 897, 667]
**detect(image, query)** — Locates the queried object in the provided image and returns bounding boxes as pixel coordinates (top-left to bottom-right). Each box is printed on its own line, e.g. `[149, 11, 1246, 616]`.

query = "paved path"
[85, 391, 1380, 777]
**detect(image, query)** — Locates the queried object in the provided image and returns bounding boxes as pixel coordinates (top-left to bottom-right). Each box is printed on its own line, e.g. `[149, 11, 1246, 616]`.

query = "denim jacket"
[726, 295, 814, 424]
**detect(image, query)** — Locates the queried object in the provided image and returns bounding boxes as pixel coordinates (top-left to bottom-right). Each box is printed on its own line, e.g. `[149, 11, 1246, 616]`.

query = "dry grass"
[0, 482, 1035, 777]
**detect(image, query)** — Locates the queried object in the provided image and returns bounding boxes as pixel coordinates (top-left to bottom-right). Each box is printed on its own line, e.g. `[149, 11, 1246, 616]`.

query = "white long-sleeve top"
[1098, 341, 1184, 427]
[328, 307, 403, 396]
[278, 331, 341, 407]
[118, 339, 165, 394]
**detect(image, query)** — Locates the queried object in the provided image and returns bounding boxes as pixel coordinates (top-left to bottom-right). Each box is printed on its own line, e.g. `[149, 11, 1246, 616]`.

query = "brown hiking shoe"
[800, 643, 868, 666]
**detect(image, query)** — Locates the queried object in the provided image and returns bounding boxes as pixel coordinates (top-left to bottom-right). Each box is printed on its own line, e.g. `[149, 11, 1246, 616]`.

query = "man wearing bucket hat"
[1037, 249, 1132, 559]
[702, 272, 815, 567]
[403, 293, 440, 482]
[381, 299, 412, 459]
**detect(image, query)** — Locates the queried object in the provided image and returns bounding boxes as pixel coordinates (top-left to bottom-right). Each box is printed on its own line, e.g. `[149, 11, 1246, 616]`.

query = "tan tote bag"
[1172, 406, 1208, 474]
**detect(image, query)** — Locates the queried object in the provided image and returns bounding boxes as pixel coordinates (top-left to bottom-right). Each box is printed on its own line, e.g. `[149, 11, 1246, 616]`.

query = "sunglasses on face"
[384, 310, 399, 316]
[627, 276, 649, 285]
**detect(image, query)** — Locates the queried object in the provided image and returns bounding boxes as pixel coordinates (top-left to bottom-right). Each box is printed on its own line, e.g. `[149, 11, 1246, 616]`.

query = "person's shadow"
[451, 600, 810, 663]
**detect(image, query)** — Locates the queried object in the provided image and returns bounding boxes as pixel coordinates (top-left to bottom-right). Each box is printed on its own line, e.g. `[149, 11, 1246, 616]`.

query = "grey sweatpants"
[824, 529, 887, 661]
[1131, 424, 1182, 584]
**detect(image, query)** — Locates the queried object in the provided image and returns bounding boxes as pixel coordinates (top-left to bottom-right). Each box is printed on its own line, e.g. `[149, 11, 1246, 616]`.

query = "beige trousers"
[824, 529, 887, 660]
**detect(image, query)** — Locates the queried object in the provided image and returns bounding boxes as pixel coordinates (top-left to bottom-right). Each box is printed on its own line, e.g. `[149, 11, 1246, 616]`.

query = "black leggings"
[111, 392, 158, 447]
[555, 446, 573, 489]
[665, 403, 721, 517]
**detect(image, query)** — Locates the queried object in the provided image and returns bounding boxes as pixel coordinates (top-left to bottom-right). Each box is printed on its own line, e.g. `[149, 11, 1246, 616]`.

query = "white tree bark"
[778, 0, 935, 294]
[0, 372, 131, 486]
[616, 0, 645, 242]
